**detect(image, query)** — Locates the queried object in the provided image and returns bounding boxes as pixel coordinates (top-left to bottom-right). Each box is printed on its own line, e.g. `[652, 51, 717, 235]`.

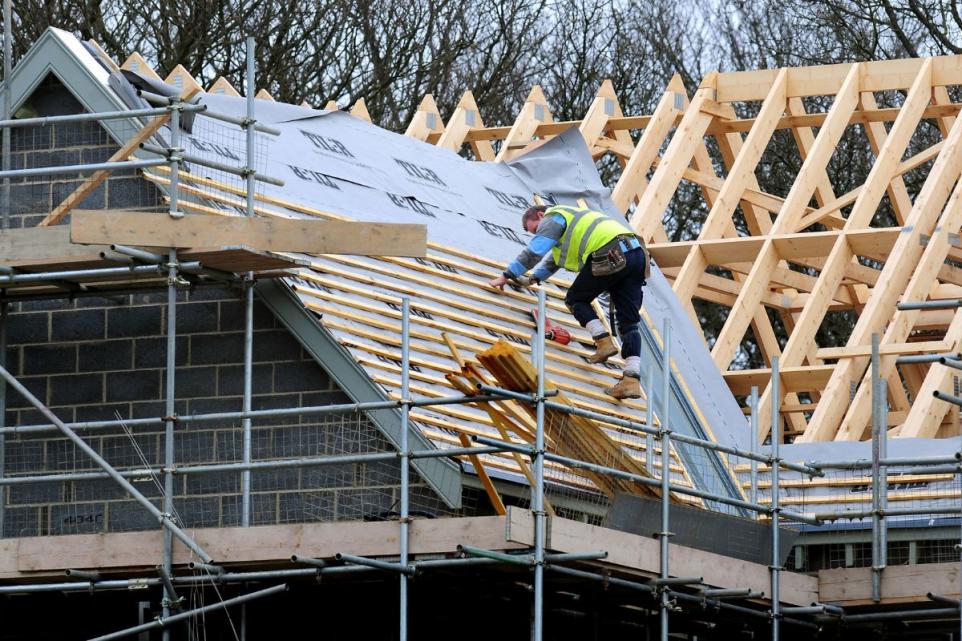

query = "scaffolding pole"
[1, 0, 9, 233]
[89, 583, 287, 641]
[871, 334, 884, 603]
[400, 297, 412, 641]
[532, 287, 547, 641]
[659, 318, 672, 641]
[240, 38, 257, 641]
[0, 301, 6, 540]
[750, 385, 759, 519]
[1, 391, 524, 436]
[770, 356, 781, 641]
[161, 249, 178, 640]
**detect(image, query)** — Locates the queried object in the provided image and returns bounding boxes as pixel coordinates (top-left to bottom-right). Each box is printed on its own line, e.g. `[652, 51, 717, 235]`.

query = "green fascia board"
[256, 279, 463, 509]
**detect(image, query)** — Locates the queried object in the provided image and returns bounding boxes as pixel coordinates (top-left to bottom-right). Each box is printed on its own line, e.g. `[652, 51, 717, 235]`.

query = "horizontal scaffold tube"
[88, 584, 287, 641]
[1, 393, 520, 435]
[808, 453, 962, 470]
[0, 446, 513, 486]
[0, 157, 167, 180]
[471, 435, 820, 525]
[0, 104, 204, 128]
[477, 384, 820, 476]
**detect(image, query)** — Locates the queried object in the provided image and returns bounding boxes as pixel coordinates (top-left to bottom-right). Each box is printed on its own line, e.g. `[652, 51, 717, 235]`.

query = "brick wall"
[1, 286, 462, 538]
[4, 74, 164, 229]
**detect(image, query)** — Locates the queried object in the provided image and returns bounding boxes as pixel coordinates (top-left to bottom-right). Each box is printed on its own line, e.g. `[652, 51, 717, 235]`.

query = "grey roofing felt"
[182, 92, 751, 511]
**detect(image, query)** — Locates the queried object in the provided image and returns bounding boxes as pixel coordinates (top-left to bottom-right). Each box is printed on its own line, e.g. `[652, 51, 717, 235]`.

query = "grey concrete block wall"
[0, 73, 473, 538]
[1, 285, 461, 538]
[4, 74, 164, 229]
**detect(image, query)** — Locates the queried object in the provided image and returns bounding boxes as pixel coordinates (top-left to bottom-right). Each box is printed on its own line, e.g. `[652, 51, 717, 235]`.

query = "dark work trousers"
[564, 247, 646, 359]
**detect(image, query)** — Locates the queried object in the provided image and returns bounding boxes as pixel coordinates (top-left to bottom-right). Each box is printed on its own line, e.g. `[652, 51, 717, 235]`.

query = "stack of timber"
[476, 340, 666, 500]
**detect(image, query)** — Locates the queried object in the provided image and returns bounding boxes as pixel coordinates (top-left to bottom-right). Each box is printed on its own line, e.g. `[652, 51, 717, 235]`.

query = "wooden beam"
[546, 517, 818, 605]
[800, 61, 962, 442]
[0, 225, 104, 266]
[708, 102, 962, 135]
[787, 69, 934, 436]
[714, 54, 962, 102]
[164, 64, 204, 100]
[612, 82, 683, 212]
[578, 79, 619, 144]
[631, 73, 717, 242]
[496, 85, 553, 162]
[349, 98, 371, 122]
[794, 140, 945, 231]
[712, 64, 862, 380]
[38, 113, 171, 227]
[5, 514, 531, 577]
[120, 52, 163, 83]
[69, 210, 428, 256]
[858, 214, 962, 439]
[208, 76, 240, 97]
[723, 365, 835, 396]
[649, 229, 901, 268]
[819, 563, 960, 606]
[816, 340, 950, 360]
[86, 39, 119, 72]
[436, 90, 495, 160]
[404, 94, 445, 142]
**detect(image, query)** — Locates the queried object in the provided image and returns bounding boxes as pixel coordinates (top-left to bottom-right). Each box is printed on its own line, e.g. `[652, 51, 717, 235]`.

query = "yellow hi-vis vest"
[548, 205, 635, 272]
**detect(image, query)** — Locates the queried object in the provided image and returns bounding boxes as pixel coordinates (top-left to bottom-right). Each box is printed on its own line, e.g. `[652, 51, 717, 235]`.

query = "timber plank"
[70, 210, 427, 257]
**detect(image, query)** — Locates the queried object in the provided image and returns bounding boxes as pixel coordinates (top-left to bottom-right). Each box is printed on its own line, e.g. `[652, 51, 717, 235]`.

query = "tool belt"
[590, 234, 644, 277]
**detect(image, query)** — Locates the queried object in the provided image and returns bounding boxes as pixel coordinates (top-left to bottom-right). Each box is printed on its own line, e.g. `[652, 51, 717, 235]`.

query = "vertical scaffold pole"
[659, 318, 672, 641]
[1, 0, 11, 232]
[871, 334, 882, 603]
[533, 287, 547, 641]
[168, 91, 182, 219]
[161, 96, 182, 641]
[399, 297, 411, 641]
[770, 356, 781, 641]
[750, 385, 759, 516]
[646, 368, 654, 473]
[879, 377, 888, 592]
[240, 35, 256, 529]
[0, 302, 7, 539]
[161, 249, 178, 641]
[239, 36, 257, 641]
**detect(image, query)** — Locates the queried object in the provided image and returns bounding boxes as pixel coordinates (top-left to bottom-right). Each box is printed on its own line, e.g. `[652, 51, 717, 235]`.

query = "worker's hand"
[488, 275, 509, 291]
[515, 275, 540, 288]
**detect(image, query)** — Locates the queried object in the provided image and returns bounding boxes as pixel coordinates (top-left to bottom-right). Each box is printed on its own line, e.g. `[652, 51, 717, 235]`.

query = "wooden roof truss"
[96, 45, 962, 446]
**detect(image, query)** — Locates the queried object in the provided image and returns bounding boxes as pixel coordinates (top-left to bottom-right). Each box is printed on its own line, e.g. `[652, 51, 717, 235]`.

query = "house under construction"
[0, 26, 960, 641]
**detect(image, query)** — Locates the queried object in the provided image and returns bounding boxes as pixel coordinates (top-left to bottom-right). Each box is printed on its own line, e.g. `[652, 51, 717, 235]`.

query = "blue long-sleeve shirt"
[504, 214, 566, 282]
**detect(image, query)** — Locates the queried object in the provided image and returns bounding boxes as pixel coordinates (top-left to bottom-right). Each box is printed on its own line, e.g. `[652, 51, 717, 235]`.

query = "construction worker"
[488, 203, 649, 399]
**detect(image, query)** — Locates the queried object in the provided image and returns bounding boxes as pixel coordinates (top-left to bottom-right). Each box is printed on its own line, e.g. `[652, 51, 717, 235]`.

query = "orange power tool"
[531, 309, 571, 345]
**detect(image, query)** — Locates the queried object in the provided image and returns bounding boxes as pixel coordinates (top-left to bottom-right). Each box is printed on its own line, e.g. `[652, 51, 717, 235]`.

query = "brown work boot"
[586, 334, 619, 364]
[605, 373, 641, 400]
